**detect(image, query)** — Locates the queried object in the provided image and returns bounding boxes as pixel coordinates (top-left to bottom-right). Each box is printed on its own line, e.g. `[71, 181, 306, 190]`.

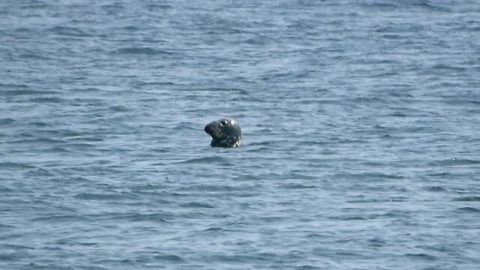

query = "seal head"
[204, 118, 242, 147]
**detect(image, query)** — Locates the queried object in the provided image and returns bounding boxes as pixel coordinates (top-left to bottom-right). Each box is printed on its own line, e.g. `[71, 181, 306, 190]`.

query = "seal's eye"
[220, 120, 227, 126]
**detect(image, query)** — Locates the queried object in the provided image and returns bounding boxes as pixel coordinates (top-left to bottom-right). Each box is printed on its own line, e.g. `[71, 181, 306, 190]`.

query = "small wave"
[0, 252, 28, 262]
[130, 81, 175, 88]
[180, 202, 215, 208]
[0, 118, 15, 125]
[232, 174, 262, 181]
[73, 192, 136, 201]
[1, 89, 58, 96]
[177, 184, 241, 192]
[50, 26, 93, 37]
[109, 105, 129, 112]
[145, 4, 173, 11]
[428, 158, 480, 167]
[453, 196, 480, 202]
[11, 137, 66, 144]
[19, 52, 50, 60]
[432, 64, 466, 72]
[178, 156, 231, 164]
[0, 162, 36, 169]
[114, 213, 170, 222]
[295, 265, 321, 270]
[204, 227, 222, 231]
[0, 224, 16, 230]
[151, 254, 185, 263]
[30, 214, 85, 222]
[115, 47, 174, 56]
[424, 186, 447, 192]
[444, 99, 480, 106]
[351, 95, 388, 104]
[95, 253, 185, 265]
[173, 121, 195, 130]
[28, 97, 65, 103]
[358, 0, 451, 11]
[328, 215, 369, 221]
[186, 88, 248, 95]
[279, 183, 317, 189]
[0, 244, 34, 251]
[0, 186, 13, 193]
[27, 121, 49, 127]
[206, 254, 271, 264]
[332, 172, 404, 181]
[405, 253, 437, 260]
[457, 207, 480, 213]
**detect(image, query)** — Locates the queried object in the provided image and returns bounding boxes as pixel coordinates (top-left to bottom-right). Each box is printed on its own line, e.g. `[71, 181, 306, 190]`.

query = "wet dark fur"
[204, 118, 242, 147]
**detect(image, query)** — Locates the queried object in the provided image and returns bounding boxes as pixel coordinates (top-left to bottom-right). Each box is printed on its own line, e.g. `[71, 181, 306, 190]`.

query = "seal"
[204, 118, 242, 147]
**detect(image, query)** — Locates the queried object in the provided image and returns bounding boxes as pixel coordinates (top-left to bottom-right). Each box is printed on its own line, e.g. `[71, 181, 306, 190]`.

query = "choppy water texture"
[1, 0, 480, 269]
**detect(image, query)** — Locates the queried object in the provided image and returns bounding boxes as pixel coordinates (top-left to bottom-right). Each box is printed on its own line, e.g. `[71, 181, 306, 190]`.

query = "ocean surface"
[1, 0, 479, 269]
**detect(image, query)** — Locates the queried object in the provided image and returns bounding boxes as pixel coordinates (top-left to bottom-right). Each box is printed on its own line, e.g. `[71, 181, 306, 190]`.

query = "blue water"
[1, 0, 480, 269]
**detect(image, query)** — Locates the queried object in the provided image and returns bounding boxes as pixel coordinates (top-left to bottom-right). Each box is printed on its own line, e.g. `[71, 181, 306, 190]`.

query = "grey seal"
[204, 118, 242, 147]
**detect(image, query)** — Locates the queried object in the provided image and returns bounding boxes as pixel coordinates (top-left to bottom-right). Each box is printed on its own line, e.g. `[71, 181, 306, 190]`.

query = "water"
[1, 0, 479, 269]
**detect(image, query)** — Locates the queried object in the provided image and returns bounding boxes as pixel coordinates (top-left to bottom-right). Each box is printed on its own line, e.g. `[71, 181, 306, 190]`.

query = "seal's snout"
[204, 122, 218, 137]
[204, 124, 211, 134]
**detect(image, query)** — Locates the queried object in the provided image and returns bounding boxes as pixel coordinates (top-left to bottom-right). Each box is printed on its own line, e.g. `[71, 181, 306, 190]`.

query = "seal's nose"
[204, 123, 212, 134]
